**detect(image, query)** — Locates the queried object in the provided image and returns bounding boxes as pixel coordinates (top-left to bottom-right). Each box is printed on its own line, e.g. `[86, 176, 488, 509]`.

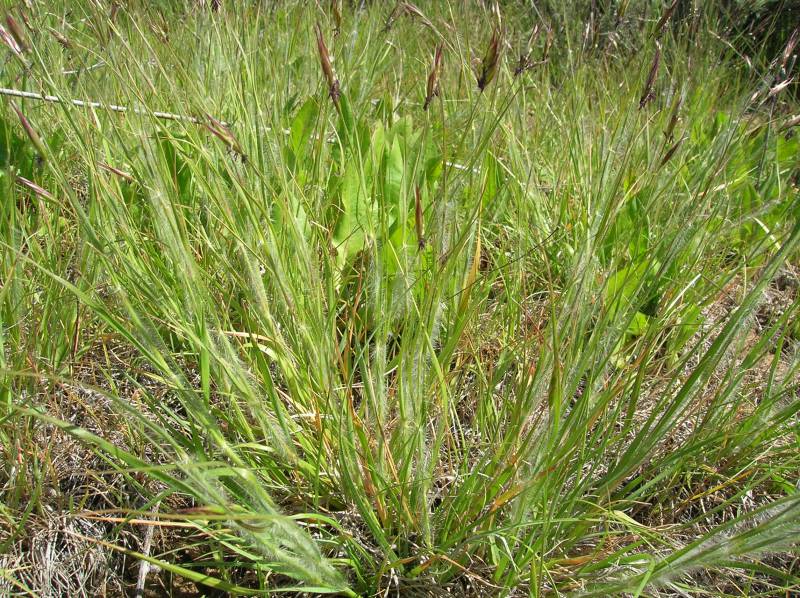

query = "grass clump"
[1, 1, 799, 596]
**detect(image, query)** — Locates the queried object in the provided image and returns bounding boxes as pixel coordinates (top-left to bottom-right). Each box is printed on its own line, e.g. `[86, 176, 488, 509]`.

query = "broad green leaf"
[333, 159, 372, 261]
[370, 122, 386, 171]
[604, 262, 649, 320]
[289, 97, 319, 162]
[481, 151, 500, 208]
[423, 132, 443, 185]
[384, 138, 404, 220]
[627, 311, 649, 336]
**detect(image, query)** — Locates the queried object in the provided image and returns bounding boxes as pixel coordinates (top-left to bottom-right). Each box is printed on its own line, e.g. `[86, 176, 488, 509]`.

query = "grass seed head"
[49, 27, 72, 49]
[424, 43, 443, 110]
[315, 23, 340, 108]
[514, 24, 540, 76]
[401, 2, 435, 31]
[401, 2, 425, 20]
[664, 86, 683, 141]
[654, 0, 679, 39]
[660, 137, 684, 167]
[543, 27, 553, 62]
[639, 45, 661, 109]
[780, 27, 798, 75]
[5, 14, 28, 52]
[415, 186, 425, 250]
[11, 101, 48, 161]
[478, 29, 502, 92]
[0, 23, 23, 57]
[383, 2, 402, 32]
[383, 2, 434, 33]
[205, 115, 247, 161]
[331, 0, 342, 33]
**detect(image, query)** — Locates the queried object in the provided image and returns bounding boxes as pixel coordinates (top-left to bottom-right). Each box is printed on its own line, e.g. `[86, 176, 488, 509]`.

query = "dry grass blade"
[16, 176, 54, 200]
[768, 78, 793, 99]
[133, 502, 160, 598]
[780, 113, 800, 130]
[0, 86, 218, 125]
[97, 161, 133, 181]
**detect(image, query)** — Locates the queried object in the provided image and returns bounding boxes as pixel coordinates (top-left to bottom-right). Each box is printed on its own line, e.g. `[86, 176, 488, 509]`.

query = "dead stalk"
[0, 87, 219, 125]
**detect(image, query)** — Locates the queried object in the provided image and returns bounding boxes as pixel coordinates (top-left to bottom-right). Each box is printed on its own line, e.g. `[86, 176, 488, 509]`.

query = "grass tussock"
[0, 1, 799, 596]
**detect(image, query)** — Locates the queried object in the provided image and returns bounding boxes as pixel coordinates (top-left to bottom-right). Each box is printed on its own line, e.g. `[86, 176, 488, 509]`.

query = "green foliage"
[0, 1, 798, 596]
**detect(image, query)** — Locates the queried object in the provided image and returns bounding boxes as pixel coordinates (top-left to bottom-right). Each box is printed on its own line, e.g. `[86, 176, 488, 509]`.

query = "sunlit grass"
[1, 1, 798, 595]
